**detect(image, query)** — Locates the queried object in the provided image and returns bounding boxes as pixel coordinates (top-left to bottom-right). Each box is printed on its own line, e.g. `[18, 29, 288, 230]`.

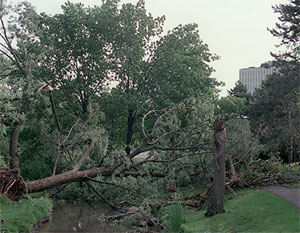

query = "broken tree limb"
[72, 138, 96, 172]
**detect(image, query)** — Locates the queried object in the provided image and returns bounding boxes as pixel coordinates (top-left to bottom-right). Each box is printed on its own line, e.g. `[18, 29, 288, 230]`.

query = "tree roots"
[0, 166, 25, 201]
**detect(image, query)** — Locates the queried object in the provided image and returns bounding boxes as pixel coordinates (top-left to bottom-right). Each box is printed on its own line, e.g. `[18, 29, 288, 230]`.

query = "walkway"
[262, 186, 300, 210]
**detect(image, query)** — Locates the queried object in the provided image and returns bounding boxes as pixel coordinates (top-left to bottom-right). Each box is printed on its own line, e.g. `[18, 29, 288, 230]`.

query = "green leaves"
[248, 61, 300, 162]
[0, 0, 222, 186]
[215, 96, 246, 117]
[149, 24, 218, 108]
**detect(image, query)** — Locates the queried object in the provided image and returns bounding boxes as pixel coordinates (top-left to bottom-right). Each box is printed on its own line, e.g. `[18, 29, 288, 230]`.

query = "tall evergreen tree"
[269, 0, 300, 60]
[248, 62, 300, 163]
[228, 81, 249, 99]
[247, 0, 300, 163]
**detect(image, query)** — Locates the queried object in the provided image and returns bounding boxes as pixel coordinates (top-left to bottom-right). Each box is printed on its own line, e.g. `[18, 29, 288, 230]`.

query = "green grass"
[181, 190, 300, 233]
[0, 195, 52, 233]
[159, 204, 185, 232]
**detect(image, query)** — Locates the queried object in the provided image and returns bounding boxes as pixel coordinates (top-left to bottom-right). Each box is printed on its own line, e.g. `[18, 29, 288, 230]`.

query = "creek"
[37, 200, 128, 232]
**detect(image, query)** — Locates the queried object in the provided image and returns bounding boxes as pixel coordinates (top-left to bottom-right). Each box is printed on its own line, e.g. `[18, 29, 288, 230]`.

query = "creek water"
[38, 200, 128, 232]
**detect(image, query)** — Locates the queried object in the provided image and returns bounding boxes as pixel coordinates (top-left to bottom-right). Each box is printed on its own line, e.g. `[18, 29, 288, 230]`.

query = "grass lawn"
[0, 195, 52, 233]
[181, 190, 300, 233]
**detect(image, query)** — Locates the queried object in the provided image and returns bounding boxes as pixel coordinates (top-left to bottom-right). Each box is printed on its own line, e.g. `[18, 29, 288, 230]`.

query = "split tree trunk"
[206, 118, 226, 217]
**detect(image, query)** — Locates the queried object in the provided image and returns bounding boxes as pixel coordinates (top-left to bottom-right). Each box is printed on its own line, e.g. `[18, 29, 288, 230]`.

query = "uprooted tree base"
[0, 166, 26, 201]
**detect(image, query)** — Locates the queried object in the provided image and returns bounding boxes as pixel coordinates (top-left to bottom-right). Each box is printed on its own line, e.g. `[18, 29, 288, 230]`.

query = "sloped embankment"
[0, 195, 52, 233]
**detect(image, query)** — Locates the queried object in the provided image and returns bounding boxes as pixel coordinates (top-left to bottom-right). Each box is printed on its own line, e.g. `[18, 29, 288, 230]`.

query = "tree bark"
[25, 167, 167, 193]
[125, 110, 136, 155]
[72, 138, 96, 172]
[9, 122, 22, 169]
[26, 167, 114, 193]
[288, 107, 293, 163]
[206, 118, 226, 217]
[228, 154, 238, 183]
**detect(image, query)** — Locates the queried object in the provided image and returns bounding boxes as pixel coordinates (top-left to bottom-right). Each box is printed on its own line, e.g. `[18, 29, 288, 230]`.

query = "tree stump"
[205, 118, 226, 217]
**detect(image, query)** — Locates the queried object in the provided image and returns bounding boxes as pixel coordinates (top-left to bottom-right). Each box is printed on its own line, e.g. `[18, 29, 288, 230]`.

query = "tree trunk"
[125, 110, 136, 155]
[206, 118, 226, 217]
[26, 167, 114, 193]
[228, 154, 238, 183]
[288, 108, 293, 163]
[9, 122, 22, 169]
[25, 167, 166, 193]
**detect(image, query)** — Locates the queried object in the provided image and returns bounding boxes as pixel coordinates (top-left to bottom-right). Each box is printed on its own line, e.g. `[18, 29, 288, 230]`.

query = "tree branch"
[72, 138, 96, 172]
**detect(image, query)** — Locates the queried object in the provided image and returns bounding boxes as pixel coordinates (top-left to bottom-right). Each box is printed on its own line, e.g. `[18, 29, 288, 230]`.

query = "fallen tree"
[0, 1, 215, 200]
[1, 96, 213, 199]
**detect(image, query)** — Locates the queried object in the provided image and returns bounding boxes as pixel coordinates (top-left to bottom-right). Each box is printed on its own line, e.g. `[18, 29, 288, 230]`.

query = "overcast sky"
[10, 0, 288, 96]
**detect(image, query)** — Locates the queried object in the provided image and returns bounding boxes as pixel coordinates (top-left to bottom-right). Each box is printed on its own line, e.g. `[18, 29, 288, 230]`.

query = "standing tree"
[248, 63, 300, 163]
[225, 81, 252, 117]
[269, 0, 300, 61]
[247, 0, 300, 163]
[0, 1, 41, 169]
[98, 1, 220, 154]
[228, 81, 249, 99]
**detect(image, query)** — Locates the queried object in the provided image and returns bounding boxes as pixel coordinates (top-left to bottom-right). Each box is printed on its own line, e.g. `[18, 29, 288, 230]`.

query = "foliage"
[242, 0, 300, 164]
[269, 0, 300, 60]
[0, 195, 52, 233]
[36, 1, 115, 117]
[241, 158, 299, 187]
[215, 96, 246, 117]
[247, 61, 300, 163]
[225, 119, 258, 158]
[0, 155, 8, 168]
[228, 81, 249, 98]
[97, 6, 220, 152]
[181, 190, 300, 233]
[286, 182, 300, 188]
[18, 128, 52, 180]
[0, 55, 24, 139]
[0, 0, 221, 193]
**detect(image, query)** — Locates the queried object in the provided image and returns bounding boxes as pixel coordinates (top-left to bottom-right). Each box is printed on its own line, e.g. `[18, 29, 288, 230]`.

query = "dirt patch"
[262, 186, 300, 210]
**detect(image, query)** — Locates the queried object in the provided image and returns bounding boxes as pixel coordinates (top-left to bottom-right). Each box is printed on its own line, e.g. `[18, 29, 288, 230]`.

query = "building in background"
[239, 61, 277, 94]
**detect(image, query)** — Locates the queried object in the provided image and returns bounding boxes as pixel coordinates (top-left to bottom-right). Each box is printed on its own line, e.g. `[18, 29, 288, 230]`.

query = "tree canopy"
[0, 0, 220, 193]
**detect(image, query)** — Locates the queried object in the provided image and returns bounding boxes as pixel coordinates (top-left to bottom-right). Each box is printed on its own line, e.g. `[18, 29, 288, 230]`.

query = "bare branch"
[60, 119, 81, 145]
[72, 138, 96, 172]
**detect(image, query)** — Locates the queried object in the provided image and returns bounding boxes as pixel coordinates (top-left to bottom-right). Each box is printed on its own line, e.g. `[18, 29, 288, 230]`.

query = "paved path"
[262, 186, 300, 210]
